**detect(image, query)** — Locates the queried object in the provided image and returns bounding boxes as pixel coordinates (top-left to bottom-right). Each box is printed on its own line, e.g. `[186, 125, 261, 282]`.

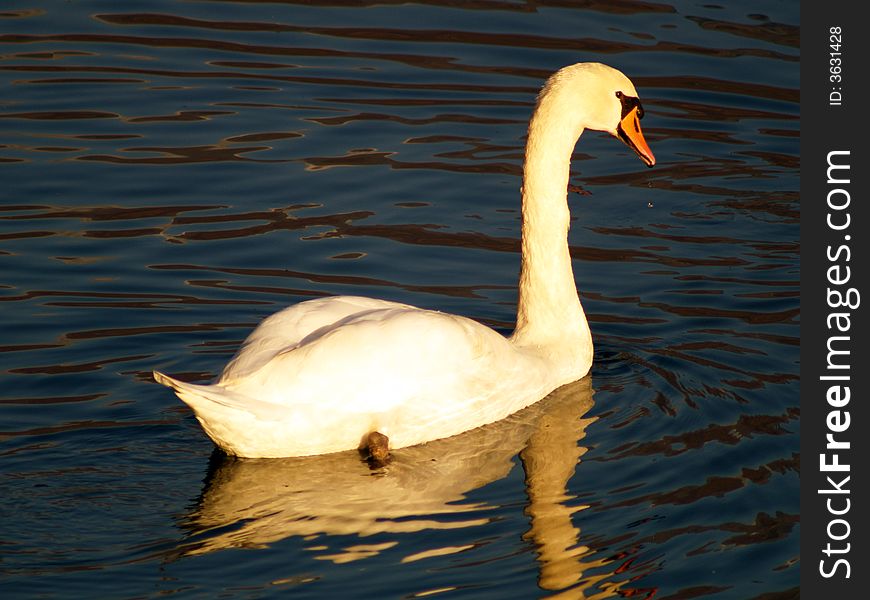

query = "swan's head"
[536, 62, 656, 167]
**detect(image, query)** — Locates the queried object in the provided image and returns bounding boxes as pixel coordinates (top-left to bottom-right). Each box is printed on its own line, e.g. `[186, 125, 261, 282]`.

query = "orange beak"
[617, 106, 655, 167]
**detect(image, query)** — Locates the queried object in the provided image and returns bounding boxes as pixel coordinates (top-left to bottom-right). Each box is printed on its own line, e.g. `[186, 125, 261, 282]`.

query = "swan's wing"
[223, 306, 547, 431]
[157, 304, 552, 455]
[219, 295, 413, 383]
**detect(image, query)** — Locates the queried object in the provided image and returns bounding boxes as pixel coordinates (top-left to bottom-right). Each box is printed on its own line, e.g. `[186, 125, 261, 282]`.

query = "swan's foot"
[361, 431, 390, 468]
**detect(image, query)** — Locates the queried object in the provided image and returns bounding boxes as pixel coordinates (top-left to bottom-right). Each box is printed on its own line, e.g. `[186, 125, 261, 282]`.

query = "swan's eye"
[616, 92, 644, 120]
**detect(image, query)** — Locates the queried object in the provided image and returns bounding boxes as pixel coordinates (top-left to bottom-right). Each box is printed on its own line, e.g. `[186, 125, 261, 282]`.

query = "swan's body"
[155, 62, 655, 458]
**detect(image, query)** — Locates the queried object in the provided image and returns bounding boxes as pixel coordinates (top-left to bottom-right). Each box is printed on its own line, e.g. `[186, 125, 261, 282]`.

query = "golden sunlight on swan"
[154, 62, 655, 458]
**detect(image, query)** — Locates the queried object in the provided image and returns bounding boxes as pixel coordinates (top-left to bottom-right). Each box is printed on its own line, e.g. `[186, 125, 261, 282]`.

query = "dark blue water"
[1, 2, 798, 598]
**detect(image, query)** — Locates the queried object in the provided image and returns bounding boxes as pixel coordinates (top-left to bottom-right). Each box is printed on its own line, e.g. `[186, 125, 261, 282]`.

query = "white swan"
[154, 62, 655, 458]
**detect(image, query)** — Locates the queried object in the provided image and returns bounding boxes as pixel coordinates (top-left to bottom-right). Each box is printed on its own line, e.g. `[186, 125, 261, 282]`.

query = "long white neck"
[511, 98, 592, 373]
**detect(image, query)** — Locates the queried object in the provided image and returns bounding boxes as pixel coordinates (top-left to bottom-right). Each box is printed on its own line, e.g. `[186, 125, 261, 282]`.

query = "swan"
[154, 62, 655, 458]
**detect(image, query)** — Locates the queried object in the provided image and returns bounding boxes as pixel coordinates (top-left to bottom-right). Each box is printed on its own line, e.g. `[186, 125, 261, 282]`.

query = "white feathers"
[155, 298, 552, 457]
[155, 63, 650, 458]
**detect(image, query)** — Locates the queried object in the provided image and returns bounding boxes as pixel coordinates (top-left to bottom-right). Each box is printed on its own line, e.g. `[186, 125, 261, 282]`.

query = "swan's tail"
[154, 370, 256, 456]
[153, 371, 236, 414]
[153, 370, 286, 422]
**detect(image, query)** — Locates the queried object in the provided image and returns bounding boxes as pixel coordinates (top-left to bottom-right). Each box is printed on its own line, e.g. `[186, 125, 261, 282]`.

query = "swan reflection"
[179, 378, 621, 596]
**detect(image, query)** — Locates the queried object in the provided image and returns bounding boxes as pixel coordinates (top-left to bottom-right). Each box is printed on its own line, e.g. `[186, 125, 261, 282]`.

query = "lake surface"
[1, 1, 799, 598]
